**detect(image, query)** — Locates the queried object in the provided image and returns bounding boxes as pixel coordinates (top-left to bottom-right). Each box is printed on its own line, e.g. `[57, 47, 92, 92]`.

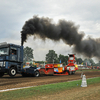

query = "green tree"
[58, 54, 68, 65]
[83, 59, 87, 65]
[75, 57, 78, 64]
[83, 58, 95, 66]
[23, 46, 34, 64]
[46, 50, 59, 63]
[65, 56, 69, 65]
[95, 61, 100, 66]
[77, 58, 83, 64]
[89, 59, 95, 66]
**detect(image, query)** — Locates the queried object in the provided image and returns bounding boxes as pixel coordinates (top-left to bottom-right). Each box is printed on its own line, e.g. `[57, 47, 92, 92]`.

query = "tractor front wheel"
[34, 71, 40, 77]
[72, 71, 75, 74]
[69, 71, 72, 75]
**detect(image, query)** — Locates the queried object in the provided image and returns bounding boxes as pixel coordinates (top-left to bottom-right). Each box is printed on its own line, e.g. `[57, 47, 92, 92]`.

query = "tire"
[72, 71, 75, 74]
[34, 71, 40, 77]
[9, 67, 16, 77]
[69, 71, 72, 75]
[0, 72, 4, 77]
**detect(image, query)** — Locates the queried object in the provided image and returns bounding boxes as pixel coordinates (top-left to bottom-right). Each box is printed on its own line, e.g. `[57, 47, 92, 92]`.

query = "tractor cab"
[68, 54, 76, 65]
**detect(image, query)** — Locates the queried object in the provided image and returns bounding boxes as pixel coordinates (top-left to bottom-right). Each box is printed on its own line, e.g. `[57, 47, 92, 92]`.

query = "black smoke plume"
[21, 15, 100, 58]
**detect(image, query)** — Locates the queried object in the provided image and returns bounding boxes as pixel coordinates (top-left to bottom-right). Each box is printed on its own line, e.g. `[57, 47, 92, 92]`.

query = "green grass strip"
[0, 77, 100, 100]
[76, 69, 100, 72]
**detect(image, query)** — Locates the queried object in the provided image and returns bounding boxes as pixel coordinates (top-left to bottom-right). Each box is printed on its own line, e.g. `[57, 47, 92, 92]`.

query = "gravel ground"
[0, 71, 100, 90]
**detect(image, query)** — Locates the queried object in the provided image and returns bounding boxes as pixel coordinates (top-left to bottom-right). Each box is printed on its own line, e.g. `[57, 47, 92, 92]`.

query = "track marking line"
[0, 77, 99, 92]
[0, 86, 34, 92]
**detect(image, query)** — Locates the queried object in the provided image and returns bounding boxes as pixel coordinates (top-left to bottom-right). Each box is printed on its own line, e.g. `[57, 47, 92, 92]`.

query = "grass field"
[76, 69, 100, 72]
[0, 77, 100, 100]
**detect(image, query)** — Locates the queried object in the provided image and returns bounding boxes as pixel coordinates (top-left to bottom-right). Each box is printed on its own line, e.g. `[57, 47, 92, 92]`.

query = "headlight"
[3, 61, 6, 66]
[0, 61, 6, 67]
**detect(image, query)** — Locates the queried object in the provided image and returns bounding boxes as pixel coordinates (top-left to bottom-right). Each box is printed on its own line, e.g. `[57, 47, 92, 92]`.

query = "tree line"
[23, 46, 100, 66]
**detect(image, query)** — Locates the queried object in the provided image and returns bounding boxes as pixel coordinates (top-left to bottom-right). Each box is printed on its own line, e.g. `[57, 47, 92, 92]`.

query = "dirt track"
[0, 71, 100, 90]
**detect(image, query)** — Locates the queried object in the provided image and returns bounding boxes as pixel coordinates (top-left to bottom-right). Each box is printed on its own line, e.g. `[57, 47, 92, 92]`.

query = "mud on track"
[0, 71, 100, 90]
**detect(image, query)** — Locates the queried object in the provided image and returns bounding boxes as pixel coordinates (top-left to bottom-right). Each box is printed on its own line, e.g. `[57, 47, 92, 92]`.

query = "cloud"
[0, 0, 100, 61]
[24, 37, 72, 61]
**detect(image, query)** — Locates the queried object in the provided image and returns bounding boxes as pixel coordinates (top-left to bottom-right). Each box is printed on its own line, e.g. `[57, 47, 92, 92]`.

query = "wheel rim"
[35, 71, 39, 77]
[11, 69, 16, 75]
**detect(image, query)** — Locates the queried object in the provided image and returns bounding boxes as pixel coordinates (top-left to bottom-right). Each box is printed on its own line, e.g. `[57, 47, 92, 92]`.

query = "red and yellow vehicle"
[39, 54, 78, 75]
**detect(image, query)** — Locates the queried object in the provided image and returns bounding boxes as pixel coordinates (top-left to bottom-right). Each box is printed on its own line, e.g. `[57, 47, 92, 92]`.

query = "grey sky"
[0, 0, 100, 61]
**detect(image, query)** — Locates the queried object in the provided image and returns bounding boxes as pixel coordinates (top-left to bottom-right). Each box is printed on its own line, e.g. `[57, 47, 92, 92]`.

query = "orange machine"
[66, 54, 78, 74]
[39, 54, 78, 75]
